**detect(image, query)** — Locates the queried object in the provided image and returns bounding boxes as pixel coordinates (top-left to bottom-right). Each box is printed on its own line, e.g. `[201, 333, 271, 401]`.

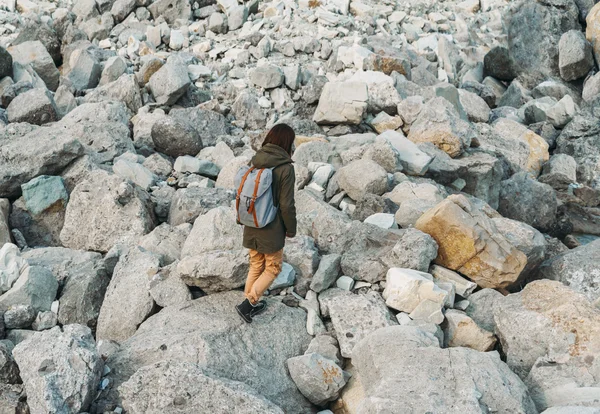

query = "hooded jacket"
[242, 143, 297, 254]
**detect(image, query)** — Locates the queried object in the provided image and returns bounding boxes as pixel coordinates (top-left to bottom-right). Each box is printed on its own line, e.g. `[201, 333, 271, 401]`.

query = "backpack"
[234, 165, 278, 228]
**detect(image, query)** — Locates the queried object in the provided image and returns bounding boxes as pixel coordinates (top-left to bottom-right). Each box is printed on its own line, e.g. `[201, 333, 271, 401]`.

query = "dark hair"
[262, 123, 295, 156]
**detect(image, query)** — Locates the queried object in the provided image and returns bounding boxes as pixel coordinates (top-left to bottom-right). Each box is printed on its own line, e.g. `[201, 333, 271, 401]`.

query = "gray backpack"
[234, 166, 278, 228]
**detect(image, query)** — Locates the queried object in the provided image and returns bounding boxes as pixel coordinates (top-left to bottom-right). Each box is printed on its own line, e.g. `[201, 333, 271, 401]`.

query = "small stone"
[32, 311, 58, 331]
[335, 276, 355, 291]
[4, 305, 35, 329]
[270, 263, 296, 290]
[7, 88, 58, 125]
[21, 176, 68, 216]
[408, 299, 445, 325]
[174, 156, 220, 178]
[169, 29, 185, 51]
[364, 213, 397, 229]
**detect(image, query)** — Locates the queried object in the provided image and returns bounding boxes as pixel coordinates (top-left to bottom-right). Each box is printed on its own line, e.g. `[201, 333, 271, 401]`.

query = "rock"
[60, 171, 156, 253]
[442, 309, 497, 352]
[535, 239, 600, 302]
[465, 288, 503, 333]
[208, 12, 228, 34]
[4, 305, 35, 329]
[6, 88, 58, 125]
[430, 265, 477, 298]
[0, 47, 12, 79]
[180, 206, 241, 258]
[250, 65, 284, 89]
[364, 213, 396, 229]
[99, 56, 127, 86]
[587, 3, 600, 67]
[120, 361, 284, 413]
[458, 88, 491, 123]
[148, 263, 192, 308]
[100, 291, 312, 413]
[483, 46, 516, 82]
[0, 200, 10, 246]
[169, 29, 185, 50]
[313, 82, 368, 125]
[96, 247, 159, 342]
[337, 159, 388, 201]
[113, 159, 158, 191]
[351, 325, 537, 413]
[32, 311, 57, 331]
[498, 80, 533, 109]
[139, 223, 190, 266]
[0, 244, 28, 295]
[0, 266, 57, 313]
[508, 0, 580, 87]
[151, 117, 203, 158]
[494, 280, 600, 394]
[85, 74, 142, 114]
[177, 250, 248, 293]
[13, 325, 103, 414]
[228, 5, 249, 31]
[148, 0, 191, 24]
[327, 291, 396, 358]
[389, 228, 438, 272]
[305, 335, 342, 366]
[348, 71, 402, 115]
[415, 194, 527, 289]
[232, 91, 267, 129]
[174, 156, 220, 177]
[335, 275, 355, 291]
[67, 49, 102, 92]
[8, 41, 59, 91]
[408, 97, 475, 158]
[498, 172, 558, 233]
[148, 63, 191, 105]
[388, 181, 446, 227]
[383, 268, 448, 314]
[170, 107, 228, 148]
[310, 254, 341, 293]
[539, 154, 578, 190]
[303, 75, 328, 105]
[283, 236, 320, 293]
[0, 342, 20, 384]
[542, 409, 600, 414]
[270, 262, 296, 291]
[19, 174, 67, 216]
[287, 353, 349, 406]
[559, 30, 594, 81]
[546, 95, 578, 129]
[168, 187, 235, 226]
[369, 111, 404, 134]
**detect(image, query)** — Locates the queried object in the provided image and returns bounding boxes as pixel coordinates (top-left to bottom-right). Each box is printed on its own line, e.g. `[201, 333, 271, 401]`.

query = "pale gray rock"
[138, 223, 191, 266]
[8, 40, 59, 91]
[305, 335, 342, 366]
[283, 235, 320, 294]
[383, 268, 447, 314]
[313, 82, 368, 125]
[32, 311, 57, 331]
[458, 88, 491, 123]
[0, 342, 20, 384]
[148, 0, 191, 24]
[120, 361, 284, 413]
[168, 187, 235, 226]
[538, 154, 578, 190]
[151, 116, 203, 158]
[170, 106, 228, 148]
[442, 309, 497, 352]
[112, 159, 158, 191]
[99, 56, 128, 86]
[465, 288, 504, 333]
[388, 228, 438, 273]
[337, 159, 388, 201]
[177, 250, 248, 293]
[3, 305, 35, 329]
[66, 49, 102, 92]
[287, 353, 349, 406]
[148, 63, 191, 105]
[0, 266, 57, 313]
[558, 30, 594, 82]
[0, 244, 28, 295]
[181, 206, 242, 257]
[378, 130, 433, 176]
[85, 74, 142, 114]
[250, 65, 284, 89]
[96, 247, 159, 342]
[351, 325, 537, 413]
[7, 88, 58, 126]
[148, 263, 191, 308]
[99, 291, 312, 413]
[310, 254, 341, 293]
[60, 171, 156, 253]
[327, 291, 396, 358]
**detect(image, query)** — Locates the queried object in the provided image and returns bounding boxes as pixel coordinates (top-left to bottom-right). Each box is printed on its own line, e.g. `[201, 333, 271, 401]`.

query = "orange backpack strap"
[236, 167, 255, 224]
[247, 168, 265, 228]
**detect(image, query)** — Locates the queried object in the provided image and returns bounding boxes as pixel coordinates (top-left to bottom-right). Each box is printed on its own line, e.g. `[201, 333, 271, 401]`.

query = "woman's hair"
[262, 123, 295, 155]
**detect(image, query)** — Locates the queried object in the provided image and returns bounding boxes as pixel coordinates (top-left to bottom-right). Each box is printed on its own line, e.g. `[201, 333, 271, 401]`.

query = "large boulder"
[408, 97, 475, 158]
[442, 309, 497, 352]
[326, 291, 396, 358]
[337, 159, 388, 201]
[287, 353, 349, 406]
[348, 71, 402, 114]
[170, 107, 228, 148]
[168, 187, 236, 226]
[148, 63, 191, 105]
[0, 125, 84, 199]
[181, 206, 242, 257]
[535, 239, 600, 301]
[7, 88, 58, 126]
[0, 199, 11, 246]
[96, 247, 159, 342]
[350, 325, 538, 413]
[98, 291, 312, 413]
[494, 280, 600, 410]
[0, 266, 58, 313]
[498, 172, 558, 233]
[120, 361, 284, 413]
[313, 82, 368, 125]
[415, 194, 527, 289]
[151, 116, 203, 157]
[8, 40, 59, 91]
[177, 250, 249, 293]
[60, 171, 156, 253]
[508, 0, 581, 87]
[12, 325, 103, 414]
[283, 235, 320, 294]
[138, 223, 190, 266]
[559, 30, 594, 82]
[84, 74, 142, 114]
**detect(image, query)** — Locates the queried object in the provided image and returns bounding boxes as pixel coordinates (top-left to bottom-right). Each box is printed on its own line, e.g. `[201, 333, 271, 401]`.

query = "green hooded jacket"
[242, 143, 297, 254]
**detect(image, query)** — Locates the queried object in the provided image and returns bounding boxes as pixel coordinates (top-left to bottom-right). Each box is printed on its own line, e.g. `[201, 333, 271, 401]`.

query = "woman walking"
[235, 124, 297, 323]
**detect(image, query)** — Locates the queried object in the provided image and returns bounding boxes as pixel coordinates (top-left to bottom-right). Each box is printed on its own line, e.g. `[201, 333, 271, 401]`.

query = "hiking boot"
[249, 300, 267, 317]
[236, 299, 254, 323]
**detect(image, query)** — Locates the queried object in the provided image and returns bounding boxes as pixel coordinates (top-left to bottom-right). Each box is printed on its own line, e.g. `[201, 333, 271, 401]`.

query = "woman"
[236, 123, 297, 323]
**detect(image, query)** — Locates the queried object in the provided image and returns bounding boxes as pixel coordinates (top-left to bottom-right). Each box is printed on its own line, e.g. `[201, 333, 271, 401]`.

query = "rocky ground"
[0, 0, 599, 412]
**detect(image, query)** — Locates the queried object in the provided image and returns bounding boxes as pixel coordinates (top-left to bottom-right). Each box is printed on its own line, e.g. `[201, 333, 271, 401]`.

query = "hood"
[251, 143, 293, 169]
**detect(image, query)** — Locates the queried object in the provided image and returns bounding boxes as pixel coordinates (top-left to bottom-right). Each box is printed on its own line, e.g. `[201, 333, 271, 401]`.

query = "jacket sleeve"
[279, 164, 297, 236]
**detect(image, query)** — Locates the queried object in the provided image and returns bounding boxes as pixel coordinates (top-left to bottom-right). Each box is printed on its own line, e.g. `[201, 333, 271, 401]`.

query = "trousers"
[244, 249, 283, 304]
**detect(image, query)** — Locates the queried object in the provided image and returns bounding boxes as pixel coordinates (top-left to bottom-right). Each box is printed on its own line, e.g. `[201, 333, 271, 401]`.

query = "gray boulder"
[148, 63, 191, 105]
[168, 187, 235, 226]
[310, 254, 341, 293]
[0, 266, 58, 313]
[508, 0, 580, 87]
[305, 335, 342, 366]
[313, 82, 368, 125]
[170, 107, 228, 148]
[4, 305, 35, 330]
[138, 223, 191, 266]
[6, 88, 58, 125]
[96, 247, 159, 342]
[283, 236, 320, 295]
[98, 291, 312, 413]
[84, 74, 142, 114]
[13, 325, 103, 414]
[231, 90, 267, 130]
[0, 46, 12, 79]
[151, 116, 203, 157]
[538, 154, 578, 190]
[8, 41, 59, 91]
[337, 159, 388, 201]
[327, 291, 396, 358]
[559, 30, 594, 81]
[498, 172, 558, 233]
[177, 250, 248, 293]
[120, 361, 284, 413]
[66, 49, 102, 92]
[148, 0, 191, 24]
[350, 325, 537, 413]
[465, 288, 504, 333]
[535, 238, 600, 301]
[287, 353, 349, 406]
[250, 65, 284, 89]
[0, 342, 20, 384]
[483, 46, 516, 82]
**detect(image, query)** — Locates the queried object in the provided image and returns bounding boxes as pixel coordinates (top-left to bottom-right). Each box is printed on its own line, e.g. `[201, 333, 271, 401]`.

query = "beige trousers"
[244, 249, 283, 304]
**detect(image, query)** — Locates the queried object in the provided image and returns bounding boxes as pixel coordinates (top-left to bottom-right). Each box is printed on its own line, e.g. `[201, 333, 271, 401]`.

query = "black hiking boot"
[249, 300, 267, 317]
[236, 299, 254, 323]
